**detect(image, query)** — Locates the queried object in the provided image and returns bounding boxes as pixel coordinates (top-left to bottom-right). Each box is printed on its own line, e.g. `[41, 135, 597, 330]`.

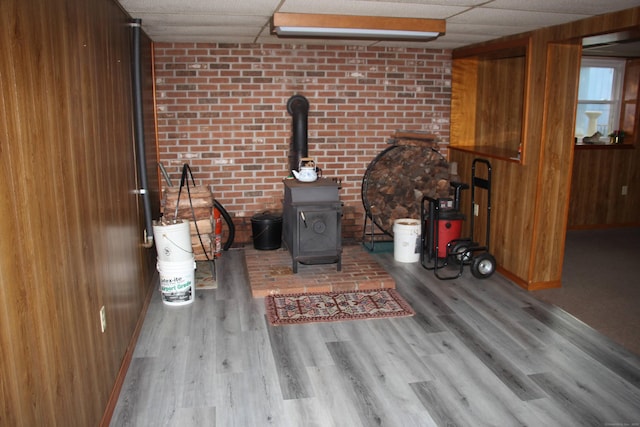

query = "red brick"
[155, 42, 452, 244]
[244, 244, 395, 297]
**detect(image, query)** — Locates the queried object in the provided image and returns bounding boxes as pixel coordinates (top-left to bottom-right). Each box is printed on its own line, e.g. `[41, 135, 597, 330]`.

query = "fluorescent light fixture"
[271, 13, 445, 42]
[275, 27, 440, 40]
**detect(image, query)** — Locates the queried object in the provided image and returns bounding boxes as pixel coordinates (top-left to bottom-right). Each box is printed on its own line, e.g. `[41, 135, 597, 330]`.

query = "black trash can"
[251, 212, 282, 250]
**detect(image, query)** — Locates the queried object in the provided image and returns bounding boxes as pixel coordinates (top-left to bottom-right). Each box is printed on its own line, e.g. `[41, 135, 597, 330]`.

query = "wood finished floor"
[111, 248, 640, 426]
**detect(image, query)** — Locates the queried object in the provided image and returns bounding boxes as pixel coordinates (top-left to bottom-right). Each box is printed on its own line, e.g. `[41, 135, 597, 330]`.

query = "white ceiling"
[117, 0, 640, 49]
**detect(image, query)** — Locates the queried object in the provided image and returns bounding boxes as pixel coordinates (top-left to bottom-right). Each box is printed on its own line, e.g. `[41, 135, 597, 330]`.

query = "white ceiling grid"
[117, 0, 640, 49]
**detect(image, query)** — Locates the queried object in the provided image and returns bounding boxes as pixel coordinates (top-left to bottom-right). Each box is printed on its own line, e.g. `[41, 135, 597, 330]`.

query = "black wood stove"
[282, 178, 342, 273]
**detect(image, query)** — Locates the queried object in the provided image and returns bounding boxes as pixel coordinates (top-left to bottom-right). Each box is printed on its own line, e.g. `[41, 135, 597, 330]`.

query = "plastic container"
[435, 211, 464, 258]
[251, 212, 282, 250]
[157, 257, 196, 306]
[393, 218, 421, 263]
[153, 219, 193, 262]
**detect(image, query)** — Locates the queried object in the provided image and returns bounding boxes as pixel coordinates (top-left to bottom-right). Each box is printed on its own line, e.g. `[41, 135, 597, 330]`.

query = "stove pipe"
[287, 95, 310, 172]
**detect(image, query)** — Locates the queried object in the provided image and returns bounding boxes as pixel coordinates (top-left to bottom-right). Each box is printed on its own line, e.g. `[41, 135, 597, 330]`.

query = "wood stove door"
[297, 205, 341, 256]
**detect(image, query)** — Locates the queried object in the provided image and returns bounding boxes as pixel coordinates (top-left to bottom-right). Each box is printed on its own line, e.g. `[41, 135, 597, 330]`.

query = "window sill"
[574, 143, 634, 150]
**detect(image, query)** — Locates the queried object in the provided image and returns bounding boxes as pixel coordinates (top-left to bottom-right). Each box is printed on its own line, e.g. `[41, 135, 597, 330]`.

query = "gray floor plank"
[524, 303, 640, 387]
[422, 345, 547, 426]
[438, 313, 545, 401]
[364, 319, 436, 383]
[266, 318, 314, 400]
[281, 397, 337, 427]
[168, 407, 216, 427]
[325, 340, 401, 426]
[111, 249, 640, 426]
[529, 372, 607, 426]
[304, 365, 368, 427]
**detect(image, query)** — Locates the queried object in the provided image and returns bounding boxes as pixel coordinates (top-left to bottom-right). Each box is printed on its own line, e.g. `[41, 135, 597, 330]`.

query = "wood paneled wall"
[569, 146, 640, 227]
[476, 55, 526, 149]
[0, 1, 158, 425]
[568, 58, 640, 228]
[450, 7, 640, 290]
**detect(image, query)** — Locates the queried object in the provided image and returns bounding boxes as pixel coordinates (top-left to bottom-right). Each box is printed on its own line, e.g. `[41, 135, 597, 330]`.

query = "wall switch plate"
[100, 306, 106, 333]
[622, 185, 628, 195]
[474, 203, 479, 216]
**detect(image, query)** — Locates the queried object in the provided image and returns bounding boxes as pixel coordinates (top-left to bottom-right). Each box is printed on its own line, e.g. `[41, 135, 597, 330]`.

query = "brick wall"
[154, 42, 452, 245]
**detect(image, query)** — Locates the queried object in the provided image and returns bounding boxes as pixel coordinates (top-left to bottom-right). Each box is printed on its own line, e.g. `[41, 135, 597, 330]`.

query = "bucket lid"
[251, 211, 282, 222]
[394, 218, 420, 226]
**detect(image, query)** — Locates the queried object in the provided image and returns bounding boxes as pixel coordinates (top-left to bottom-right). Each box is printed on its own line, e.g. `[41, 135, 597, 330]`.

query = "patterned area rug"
[265, 289, 414, 325]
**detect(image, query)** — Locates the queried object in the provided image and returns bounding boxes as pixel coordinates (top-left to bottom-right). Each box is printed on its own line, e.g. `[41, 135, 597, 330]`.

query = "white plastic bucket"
[153, 219, 193, 262]
[393, 218, 421, 263]
[157, 258, 196, 306]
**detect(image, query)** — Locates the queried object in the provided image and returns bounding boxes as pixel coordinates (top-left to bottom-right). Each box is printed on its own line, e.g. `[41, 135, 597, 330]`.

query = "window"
[575, 57, 625, 139]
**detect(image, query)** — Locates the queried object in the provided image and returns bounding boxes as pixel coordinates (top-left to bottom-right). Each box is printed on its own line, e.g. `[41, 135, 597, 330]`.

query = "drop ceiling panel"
[118, 0, 281, 14]
[445, 22, 538, 37]
[449, 8, 590, 27]
[487, 0, 640, 15]
[279, 0, 467, 19]
[137, 14, 269, 27]
[117, 0, 640, 49]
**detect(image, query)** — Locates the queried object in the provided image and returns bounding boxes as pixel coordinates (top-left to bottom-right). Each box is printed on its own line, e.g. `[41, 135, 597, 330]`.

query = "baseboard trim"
[497, 267, 528, 289]
[497, 266, 562, 291]
[567, 222, 640, 230]
[526, 279, 562, 291]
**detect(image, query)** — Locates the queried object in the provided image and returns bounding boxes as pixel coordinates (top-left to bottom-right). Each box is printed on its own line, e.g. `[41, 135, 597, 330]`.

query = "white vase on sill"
[585, 111, 602, 136]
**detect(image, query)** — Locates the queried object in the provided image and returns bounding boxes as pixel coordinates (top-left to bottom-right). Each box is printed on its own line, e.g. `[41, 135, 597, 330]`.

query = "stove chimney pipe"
[287, 95, 310, 173]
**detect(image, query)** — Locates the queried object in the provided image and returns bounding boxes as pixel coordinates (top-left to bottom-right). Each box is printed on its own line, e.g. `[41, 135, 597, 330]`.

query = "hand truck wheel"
[449, 241, 473, 265]
[471, 252, 496, 279]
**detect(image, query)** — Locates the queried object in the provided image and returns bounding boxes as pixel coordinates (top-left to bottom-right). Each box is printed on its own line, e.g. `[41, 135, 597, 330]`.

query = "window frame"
[575, 56, 626, 139]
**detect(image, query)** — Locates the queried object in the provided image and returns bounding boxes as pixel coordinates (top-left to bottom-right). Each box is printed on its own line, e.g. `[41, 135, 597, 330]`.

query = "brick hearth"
[244, 244, 396, 298]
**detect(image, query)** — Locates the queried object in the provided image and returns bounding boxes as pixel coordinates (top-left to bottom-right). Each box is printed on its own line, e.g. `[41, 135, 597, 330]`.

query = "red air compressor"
[420, 159, 496, 280]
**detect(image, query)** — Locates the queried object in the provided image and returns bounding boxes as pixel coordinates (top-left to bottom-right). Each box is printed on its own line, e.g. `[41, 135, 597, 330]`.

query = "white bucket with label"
[157, 257, 196, 306]
[153, 219, 193, 262]
[393, 218, 421, 263]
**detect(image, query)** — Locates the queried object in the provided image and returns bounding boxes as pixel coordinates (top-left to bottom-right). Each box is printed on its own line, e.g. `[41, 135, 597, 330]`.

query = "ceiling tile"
[120, 0, 281, 14]
[448, 7, 590, 27]
[487, 0, 640, 15]
[117, 0, 640, 50]
[279, 0, 467, 19]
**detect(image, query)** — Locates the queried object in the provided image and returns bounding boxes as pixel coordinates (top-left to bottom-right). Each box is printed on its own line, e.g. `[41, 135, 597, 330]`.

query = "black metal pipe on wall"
[130, 19, 154, 246]
[287, 95, 310, 172]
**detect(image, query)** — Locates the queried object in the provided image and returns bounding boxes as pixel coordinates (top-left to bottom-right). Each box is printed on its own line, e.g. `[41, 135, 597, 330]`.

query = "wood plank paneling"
[568, 58, 640, 228]
[621, 58, 640, 140]
[451, 58, 478, 146]
[0, 1, 158, 425]
[531, 41, 582, 287]
[451, 7, 640, 289]
[476, 55, 525, 150]
[569, 147, 640, 227]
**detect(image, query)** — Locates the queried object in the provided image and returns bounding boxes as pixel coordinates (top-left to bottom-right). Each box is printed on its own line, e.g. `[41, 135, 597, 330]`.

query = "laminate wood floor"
[111, 248, 640, 427]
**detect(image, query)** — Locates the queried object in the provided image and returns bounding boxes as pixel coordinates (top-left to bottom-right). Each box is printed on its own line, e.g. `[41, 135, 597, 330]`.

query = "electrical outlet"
[621, 185, 628, 196]
[100, 306, 106, 333]
[474, 203, 479, 216]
